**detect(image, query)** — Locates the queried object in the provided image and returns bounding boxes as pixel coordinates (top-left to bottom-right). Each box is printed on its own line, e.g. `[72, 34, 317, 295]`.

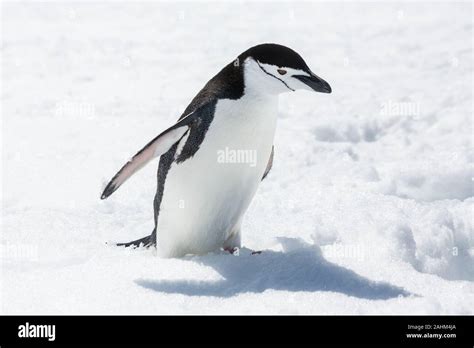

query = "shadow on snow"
[135, 237, 411, 300]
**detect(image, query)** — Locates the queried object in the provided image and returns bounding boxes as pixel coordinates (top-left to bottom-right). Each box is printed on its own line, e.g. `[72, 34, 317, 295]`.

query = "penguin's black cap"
[239, 43, 311, 72]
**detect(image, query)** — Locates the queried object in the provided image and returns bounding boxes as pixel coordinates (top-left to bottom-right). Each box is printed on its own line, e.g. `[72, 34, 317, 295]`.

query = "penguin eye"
[277, 69, 287, 75]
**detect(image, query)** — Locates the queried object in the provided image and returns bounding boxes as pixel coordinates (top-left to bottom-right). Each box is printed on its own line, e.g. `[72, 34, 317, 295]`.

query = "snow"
[1, 1, 473, 314]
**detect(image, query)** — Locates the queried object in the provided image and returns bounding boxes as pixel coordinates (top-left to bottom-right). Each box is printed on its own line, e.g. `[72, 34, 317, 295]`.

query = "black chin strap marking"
[256, 61, 295, 92]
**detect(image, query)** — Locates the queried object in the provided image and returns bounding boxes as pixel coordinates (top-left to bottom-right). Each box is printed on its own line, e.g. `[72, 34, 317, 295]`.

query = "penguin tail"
[117, 229, 156, 248]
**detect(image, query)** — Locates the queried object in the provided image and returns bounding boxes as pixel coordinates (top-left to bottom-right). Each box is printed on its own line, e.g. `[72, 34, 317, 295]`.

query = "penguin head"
[237, 43, 332, 95]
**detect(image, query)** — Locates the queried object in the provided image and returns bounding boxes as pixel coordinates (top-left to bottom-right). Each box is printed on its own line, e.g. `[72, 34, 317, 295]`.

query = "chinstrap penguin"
[101, 43, 331, 258]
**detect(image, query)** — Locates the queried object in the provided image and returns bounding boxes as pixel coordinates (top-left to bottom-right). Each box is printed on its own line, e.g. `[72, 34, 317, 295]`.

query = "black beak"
[293, 73, 332, 93]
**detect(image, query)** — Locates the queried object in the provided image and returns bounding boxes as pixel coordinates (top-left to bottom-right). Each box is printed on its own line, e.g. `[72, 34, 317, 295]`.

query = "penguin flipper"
[100, 111, 199, 200]
[262, 145, 274, 180]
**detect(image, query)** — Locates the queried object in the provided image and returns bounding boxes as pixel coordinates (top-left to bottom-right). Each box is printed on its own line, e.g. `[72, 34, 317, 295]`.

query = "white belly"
[156, 94, 278, 257]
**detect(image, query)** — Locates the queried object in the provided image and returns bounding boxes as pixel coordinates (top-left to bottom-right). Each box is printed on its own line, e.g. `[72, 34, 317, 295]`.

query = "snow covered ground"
[1, 1, 473, 314]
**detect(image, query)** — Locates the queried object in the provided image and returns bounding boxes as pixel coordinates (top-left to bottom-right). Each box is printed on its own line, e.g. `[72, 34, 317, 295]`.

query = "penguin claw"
[223, 247, 261, 255]
[224, 247, 239, 255]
